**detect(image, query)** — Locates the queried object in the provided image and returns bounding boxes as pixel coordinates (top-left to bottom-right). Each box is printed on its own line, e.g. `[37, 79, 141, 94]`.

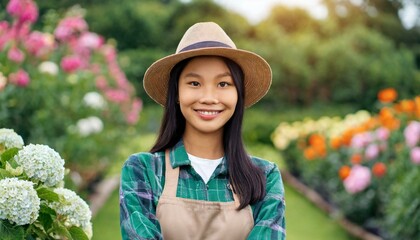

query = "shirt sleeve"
[248, 164, 286, 240]
[119, 154, 163, 240]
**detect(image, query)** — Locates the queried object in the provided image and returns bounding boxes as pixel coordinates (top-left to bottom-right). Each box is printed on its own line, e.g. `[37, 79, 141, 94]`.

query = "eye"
[218, 82, 232, 88]
[188, 81, 200, 87]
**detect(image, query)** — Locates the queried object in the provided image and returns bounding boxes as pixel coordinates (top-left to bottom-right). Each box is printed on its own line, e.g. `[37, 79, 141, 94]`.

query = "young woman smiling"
[120, 22, 286, 240]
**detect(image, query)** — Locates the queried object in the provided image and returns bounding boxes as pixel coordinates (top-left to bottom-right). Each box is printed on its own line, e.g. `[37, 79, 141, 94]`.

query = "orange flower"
[339, 166, 351, 180]
[379, 107, 400, 130]
[414, 96, 420, 118]
[350, 154, 363, 165]
[309, 134, 325, 147]
[330, 137, 342, 150]
[304, 147, 317, 160]
[378, 88, 398, 103]
[372, 162, 387, 177]
[395, 100, 416, 114]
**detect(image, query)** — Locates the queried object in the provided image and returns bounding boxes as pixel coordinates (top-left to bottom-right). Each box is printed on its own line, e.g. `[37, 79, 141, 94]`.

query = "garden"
[1, 0, 419, 239]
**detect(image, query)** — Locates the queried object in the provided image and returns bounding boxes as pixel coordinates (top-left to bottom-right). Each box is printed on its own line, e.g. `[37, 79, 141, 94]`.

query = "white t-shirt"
[187, 153, 223, 184]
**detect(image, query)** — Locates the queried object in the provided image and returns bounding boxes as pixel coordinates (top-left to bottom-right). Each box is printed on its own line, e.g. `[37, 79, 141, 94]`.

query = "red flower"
[372, 162, 387, 177]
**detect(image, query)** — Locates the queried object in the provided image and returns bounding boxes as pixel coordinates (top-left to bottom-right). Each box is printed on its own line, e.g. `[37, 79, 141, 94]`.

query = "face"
[178, 56, 238, 136]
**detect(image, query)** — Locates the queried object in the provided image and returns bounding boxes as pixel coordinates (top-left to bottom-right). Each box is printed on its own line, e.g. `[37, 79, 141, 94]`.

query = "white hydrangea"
[38, 61, 59, 75]
[76, 116, 104, 136]
[0, 128, 24, 151]
[48, 188, 93, 239]
[0, 178, 40, 225]
[14, 144, 65, 187]
[83, 92, 107, 110]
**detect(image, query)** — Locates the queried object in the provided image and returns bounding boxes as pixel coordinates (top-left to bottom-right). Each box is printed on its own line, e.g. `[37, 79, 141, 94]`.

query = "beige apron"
[156, 150, 254, 240]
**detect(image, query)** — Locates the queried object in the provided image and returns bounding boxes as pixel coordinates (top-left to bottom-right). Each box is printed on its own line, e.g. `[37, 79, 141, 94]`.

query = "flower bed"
[0, 128, 92, 239]
[272, 89, 420, 239]
[0, 0, 142, 187]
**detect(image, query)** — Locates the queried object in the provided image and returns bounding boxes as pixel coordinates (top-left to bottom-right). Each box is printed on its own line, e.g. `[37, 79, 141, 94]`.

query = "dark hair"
[150, 56, 266, 209]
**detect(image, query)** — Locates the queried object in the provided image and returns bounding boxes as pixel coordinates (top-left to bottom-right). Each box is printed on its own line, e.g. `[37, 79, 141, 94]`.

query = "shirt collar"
[169, 140, 228, 175]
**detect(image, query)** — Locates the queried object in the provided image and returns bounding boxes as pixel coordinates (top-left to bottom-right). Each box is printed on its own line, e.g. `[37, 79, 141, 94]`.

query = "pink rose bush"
[0, 0, 142, 185]
[273, 89, 420, 238]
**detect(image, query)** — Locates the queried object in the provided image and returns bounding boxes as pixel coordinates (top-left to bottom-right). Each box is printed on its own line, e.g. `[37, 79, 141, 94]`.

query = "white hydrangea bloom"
[38, 61, 59, 75]
[83, 92, 107, 110]
[76, 116, 104, 136]
[48, 188, 92, 239]
[14, 144, 65, 187]
[0, 178, 40, 225]
[0, 128, 24, 151]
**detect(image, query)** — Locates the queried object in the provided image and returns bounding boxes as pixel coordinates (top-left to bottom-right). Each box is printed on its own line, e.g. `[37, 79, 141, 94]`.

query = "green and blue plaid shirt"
[119, 140, 286, 239]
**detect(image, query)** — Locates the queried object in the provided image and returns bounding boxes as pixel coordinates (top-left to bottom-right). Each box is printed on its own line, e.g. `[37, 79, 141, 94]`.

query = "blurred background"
[1, 0, 419, 239]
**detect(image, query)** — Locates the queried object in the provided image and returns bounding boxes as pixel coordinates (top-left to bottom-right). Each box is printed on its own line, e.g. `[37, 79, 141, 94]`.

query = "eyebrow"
[183, 72, 232, 79]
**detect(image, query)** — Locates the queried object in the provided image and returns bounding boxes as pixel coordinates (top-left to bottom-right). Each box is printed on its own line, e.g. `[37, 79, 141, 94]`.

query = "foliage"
[0, 0, 142, 186]
[0, 128, 92, 239]
[273, 88, 420, 238]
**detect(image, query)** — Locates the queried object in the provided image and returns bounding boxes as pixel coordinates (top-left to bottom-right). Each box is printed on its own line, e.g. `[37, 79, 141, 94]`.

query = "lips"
[195, 109, 222, 120]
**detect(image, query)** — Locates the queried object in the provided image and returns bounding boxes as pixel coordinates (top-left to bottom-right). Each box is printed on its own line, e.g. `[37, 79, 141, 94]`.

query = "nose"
[199, 86, 219, 104]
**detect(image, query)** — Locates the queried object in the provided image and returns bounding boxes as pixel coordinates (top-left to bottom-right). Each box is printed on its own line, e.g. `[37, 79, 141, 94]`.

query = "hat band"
[179, 41, 232, 52]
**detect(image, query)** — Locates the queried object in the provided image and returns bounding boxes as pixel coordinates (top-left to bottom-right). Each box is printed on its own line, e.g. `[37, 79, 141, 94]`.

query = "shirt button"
[226, 183, 231, 190]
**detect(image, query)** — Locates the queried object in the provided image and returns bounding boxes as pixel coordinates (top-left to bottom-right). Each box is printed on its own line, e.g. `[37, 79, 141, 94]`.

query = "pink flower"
[54, 16, 88, 41]
[78, 32, 103, 50]
[104, 89, 129, 103]
[7, 46, 25, 63]
[60, 55, 83, 73]
[375, 127, 390, 141]
[7, 0, 38, 24]
[411, 147, 420, 165]
[125, 99, 143, 125]
[0, 21, 11, 50]
[24, 31, 54, 57]
[343, 165, 371, 194]
[404, 121, 420, 147]
[9, 69, 30, 87]
[95, 76, 108, 90]
[365, 144, 380, 160]
[351, 132, 373, 149]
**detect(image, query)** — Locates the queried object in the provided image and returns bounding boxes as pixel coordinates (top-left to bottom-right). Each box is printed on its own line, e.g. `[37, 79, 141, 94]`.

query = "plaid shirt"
[119, 140, 286, 240]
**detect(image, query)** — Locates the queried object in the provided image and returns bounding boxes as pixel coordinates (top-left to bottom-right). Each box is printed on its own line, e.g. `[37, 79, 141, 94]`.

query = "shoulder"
[249, 156, 279, 175]
[122, 151, 165, 173]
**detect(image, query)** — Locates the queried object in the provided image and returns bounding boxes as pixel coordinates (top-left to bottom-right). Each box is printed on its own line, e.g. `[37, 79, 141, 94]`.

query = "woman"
[120, 22, 286, 240]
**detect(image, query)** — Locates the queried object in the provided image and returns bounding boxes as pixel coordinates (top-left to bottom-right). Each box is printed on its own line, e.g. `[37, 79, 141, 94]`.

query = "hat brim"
[143, 47, 272, 108]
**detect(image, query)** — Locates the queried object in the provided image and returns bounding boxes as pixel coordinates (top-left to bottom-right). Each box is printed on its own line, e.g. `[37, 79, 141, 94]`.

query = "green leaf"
[69, 226, 89, 240]
[40, 203, 57, 216]
[38, 212, 54, 232]
[0, 169, 13, 179]
[7, 157, 21, 169]
[0, 219, 25, 240]
[36, 187, 60, 202]
[25, 224, 48, 240]
[1, 147, 19, 164]
[52, 220, 72, 240]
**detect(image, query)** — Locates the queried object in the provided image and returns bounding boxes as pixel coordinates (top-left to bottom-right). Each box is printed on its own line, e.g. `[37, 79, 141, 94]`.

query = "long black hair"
[150, 56, 266, 209]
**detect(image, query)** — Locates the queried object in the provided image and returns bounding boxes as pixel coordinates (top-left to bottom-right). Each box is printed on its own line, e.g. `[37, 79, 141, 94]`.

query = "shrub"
[0, 0, 142, 186]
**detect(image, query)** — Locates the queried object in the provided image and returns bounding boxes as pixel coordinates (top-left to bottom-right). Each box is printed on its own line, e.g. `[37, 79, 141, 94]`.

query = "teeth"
[198, 111, 219, 116]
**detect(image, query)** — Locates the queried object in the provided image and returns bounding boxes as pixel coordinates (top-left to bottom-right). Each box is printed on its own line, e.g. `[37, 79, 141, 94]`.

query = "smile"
[197, 110, 221, 116]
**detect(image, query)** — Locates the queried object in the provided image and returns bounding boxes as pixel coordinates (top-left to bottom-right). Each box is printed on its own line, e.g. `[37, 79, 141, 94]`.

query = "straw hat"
[143, 22, 272, 107]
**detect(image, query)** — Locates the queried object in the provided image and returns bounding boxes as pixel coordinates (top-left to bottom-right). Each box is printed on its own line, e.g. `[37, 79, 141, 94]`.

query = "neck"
[183, 129, 224, 159]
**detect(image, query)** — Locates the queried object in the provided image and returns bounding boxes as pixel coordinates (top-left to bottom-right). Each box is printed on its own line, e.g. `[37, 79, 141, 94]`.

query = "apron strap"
[161, 149, 180, 197]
